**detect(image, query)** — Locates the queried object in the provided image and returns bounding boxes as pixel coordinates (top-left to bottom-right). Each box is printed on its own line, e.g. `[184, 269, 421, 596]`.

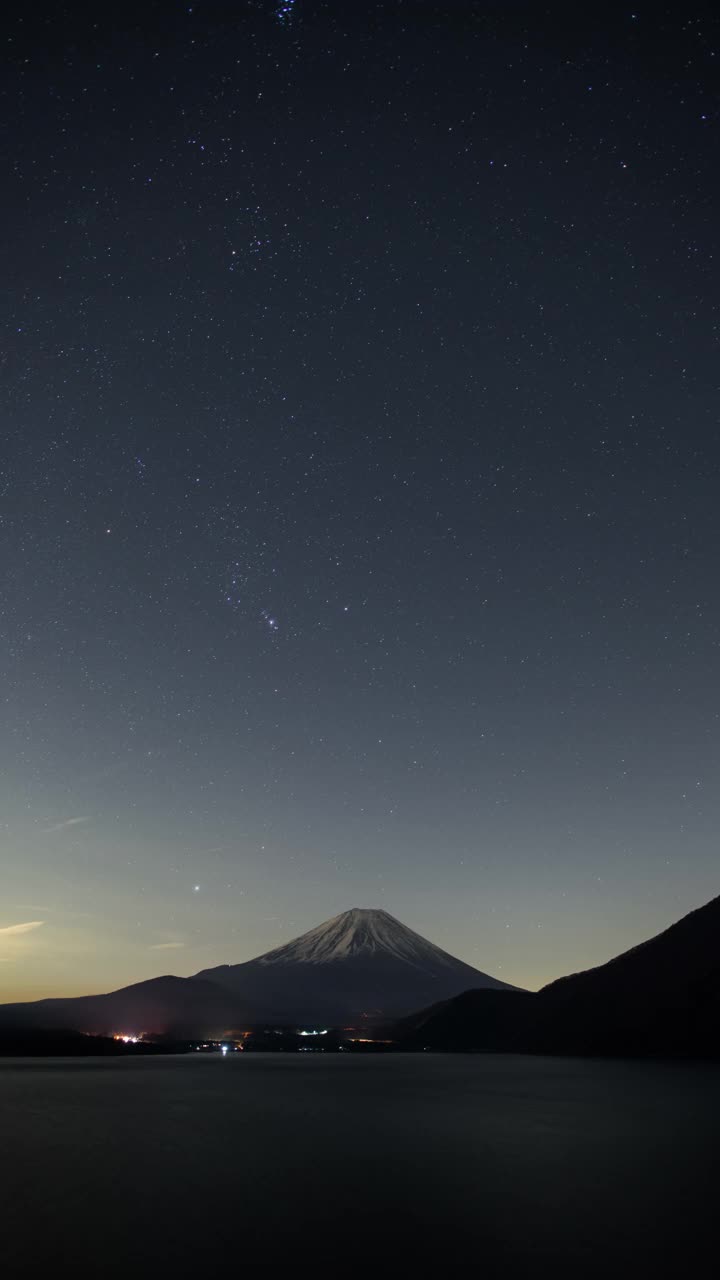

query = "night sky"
[2, 1, 719, 1000]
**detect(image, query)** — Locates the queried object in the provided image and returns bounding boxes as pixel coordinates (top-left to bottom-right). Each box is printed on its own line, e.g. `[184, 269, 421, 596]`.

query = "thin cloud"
[0, 921, 45, 937]
[43, 816, 91, 834]
[150, 941, 185, 950]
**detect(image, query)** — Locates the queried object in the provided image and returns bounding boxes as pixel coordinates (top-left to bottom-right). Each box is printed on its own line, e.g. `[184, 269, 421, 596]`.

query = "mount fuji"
[194, 907, 518, 1023]
[0, 907, 517, 1035]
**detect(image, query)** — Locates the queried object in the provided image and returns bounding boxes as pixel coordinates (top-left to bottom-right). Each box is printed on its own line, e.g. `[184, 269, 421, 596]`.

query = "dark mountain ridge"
[0, 975, 239, 1037]
[533, 891, 720, 1056]
[400, 893, 720, 1057]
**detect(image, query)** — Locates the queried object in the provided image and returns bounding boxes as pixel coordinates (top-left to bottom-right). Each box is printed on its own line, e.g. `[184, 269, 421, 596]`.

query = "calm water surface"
[2, 1053, 718, 1276]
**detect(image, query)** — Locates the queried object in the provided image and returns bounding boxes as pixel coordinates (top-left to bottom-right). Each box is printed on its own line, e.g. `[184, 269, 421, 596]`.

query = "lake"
[3, 1053, 718, 1276]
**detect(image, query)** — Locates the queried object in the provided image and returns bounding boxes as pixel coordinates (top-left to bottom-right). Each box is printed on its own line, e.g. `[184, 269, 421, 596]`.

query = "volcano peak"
[255, 906, 469, 969]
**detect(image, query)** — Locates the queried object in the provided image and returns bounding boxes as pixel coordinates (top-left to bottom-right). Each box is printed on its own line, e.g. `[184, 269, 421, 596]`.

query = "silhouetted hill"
[397, 893, 720, 1058]
[0, 975, 239, 1038]
[535, 892, 720, 1057]
[397, 988, 534, 1051]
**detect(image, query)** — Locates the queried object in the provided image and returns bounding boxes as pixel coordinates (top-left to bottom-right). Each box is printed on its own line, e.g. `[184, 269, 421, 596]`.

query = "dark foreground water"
[2, 1053, 718, 1277]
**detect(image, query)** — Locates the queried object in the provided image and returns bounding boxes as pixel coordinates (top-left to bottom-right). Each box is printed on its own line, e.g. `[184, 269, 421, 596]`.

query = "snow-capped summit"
[194, 906, 518, 1022]
[256, 907, 474, 970]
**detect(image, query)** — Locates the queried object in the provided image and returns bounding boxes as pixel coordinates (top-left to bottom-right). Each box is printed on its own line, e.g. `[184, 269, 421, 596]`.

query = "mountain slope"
[0, 975, 239, 1038]
[396, 987, 533, 1052]
[194, 907, 517, 1023]
[534, 892, 720, 1056]
[397, 893, 720, 1057]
